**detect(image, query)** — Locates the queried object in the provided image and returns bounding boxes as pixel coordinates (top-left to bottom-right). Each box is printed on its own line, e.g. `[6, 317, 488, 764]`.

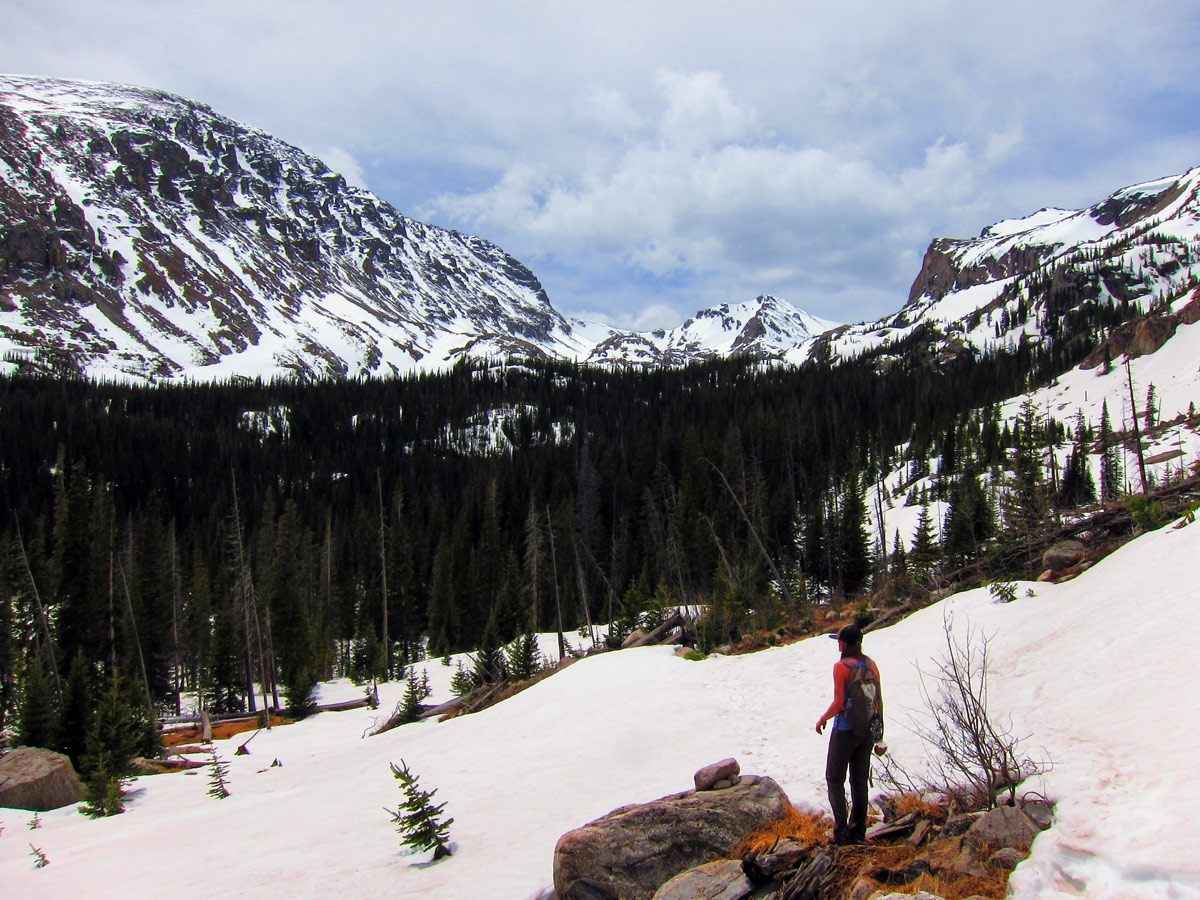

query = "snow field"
[4, 517, 1200, 899]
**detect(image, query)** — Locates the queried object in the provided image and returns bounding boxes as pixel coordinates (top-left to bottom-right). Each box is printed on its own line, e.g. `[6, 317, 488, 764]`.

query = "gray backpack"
[843, 657, 884, 741]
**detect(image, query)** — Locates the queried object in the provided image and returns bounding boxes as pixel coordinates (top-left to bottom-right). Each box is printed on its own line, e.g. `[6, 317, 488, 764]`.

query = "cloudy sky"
[7, 0, 1200, 329]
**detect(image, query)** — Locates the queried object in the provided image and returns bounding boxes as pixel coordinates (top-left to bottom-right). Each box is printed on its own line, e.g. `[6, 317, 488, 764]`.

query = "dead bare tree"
[879, 612, 1052, 810]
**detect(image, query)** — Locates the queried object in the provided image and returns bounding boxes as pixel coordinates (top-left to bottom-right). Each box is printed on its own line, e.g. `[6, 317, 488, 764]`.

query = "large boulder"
[553, 775, 791, 900]
[0, 747, 85, 811]
[1042, 540, 1086, 572]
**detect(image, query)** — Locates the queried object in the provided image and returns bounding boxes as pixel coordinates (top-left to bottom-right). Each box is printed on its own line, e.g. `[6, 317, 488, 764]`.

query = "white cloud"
[431, 71, 1005, 313]
[9, 0, 1200, 324]
[307, 146, 370, 190]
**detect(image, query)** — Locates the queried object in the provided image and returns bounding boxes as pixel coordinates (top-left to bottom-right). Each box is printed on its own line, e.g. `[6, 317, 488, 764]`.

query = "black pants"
[826, 727, 873, 841]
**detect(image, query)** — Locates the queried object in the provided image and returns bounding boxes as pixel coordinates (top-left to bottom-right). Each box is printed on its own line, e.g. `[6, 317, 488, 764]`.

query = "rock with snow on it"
[694, 758, 740, 790]
[0, 746, 84, 811]
[1042, 540, 1086, 572]
[650, 859, 759, 900]
[553, 775, 791, 900]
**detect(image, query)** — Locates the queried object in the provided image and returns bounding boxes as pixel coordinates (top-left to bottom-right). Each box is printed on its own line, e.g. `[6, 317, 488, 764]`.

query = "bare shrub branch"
[879, 611, 1052, 810]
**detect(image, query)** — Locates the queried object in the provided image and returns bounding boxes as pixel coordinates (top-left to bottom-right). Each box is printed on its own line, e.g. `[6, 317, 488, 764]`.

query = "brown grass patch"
[882, 868, 1010, 900]
[735, 803, 831, 856]
[887, 791, 949, 822]
[836, 843, 1010, 900]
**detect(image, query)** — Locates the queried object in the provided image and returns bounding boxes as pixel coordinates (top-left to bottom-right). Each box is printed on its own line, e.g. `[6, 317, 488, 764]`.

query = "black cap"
[827, 624, 863, 645]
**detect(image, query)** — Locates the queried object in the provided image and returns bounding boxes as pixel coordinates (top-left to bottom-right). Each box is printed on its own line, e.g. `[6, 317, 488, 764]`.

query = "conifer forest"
[0, 317, 1122, 763]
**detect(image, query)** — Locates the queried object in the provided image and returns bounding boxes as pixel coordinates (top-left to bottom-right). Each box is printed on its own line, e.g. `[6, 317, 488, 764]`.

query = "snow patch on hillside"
[4, 515, 1199, 900]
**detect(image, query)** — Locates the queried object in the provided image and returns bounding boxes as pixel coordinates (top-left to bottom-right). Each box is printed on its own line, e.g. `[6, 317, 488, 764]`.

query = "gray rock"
[1042, 540, 1086, 572]
[1021, 798, 1055, 830]
[695, 758, 741, 791]
[964, 806, 1041, 852]
[0, 747, 85, 811]
[651, 860, 758, 900]
[553, 775, 791, 900]
[988, 846, 1028, 871]
[941, 811, 983, 837]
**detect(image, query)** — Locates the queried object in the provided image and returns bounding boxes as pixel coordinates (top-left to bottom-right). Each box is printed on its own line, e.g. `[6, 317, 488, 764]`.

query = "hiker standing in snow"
[815, 623, 884, 846]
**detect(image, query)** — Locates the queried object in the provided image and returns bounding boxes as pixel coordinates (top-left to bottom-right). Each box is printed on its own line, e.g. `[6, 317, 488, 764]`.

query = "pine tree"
[1098, 401, 1124, 501]
[909, 505, 939, 581]
[472, 611, 506, 687]
[889, 530, 908, 577]
[398, 673, 423, 725]
[207, 747, 231, 799]
[55, 652, 94, 769]
[505, 632, 542, 682]
[79, 670, 142, 817]
[943, 463, 996, 569]
[386, 760, 454, 860]
[1002, 400, 1050, 544]
[449, 662, 474, 696]
[15, 653, 57, 750]
[1057, 415, 1098, 509]
[837, 482, 872, 597]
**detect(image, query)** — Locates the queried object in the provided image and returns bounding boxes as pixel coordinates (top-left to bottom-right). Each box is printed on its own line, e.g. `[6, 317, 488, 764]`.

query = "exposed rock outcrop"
[0, 746, 85, 810]
[553, 774, 790, 900]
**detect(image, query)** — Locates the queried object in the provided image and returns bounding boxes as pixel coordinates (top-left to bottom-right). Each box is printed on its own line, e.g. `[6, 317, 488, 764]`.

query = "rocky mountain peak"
[0, 74, 570, 380]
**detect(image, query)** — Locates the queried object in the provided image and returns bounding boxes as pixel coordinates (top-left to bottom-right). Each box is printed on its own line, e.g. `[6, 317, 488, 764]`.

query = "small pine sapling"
[399, 675, 424, 725]
[29, 844, 49, 868]
[385, 760, 454, 860]
[27, 812, 41, 829]
[988, 581, 1017, 603]
[449, 662, 474, 696]
[208, 747, 231, 799]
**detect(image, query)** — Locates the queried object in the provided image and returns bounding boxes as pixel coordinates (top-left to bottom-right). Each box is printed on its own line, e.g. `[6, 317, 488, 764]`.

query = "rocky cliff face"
[0, 75, 574, 380]
[813, 168, 1200, 369]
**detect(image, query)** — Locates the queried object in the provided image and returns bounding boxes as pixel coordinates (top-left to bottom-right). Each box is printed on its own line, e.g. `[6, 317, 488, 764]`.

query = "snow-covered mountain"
[0, 76, 834, 381]
[569, 294, 838, 367]
[5, 73, 1200, 385]
[814, 167, 1200, 367]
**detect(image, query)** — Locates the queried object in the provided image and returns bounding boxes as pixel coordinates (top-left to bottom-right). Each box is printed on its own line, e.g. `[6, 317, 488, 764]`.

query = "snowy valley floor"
[4, 516, 1200, 900]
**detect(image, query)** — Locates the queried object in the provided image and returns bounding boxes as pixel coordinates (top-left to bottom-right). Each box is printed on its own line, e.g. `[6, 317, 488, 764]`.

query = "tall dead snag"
[12, 516, 62, 703]
[706, 459, 795, 611]
[545, 507, 565, 661]
[1124, 358, 1150, 493]
[228, 472, 264, 713]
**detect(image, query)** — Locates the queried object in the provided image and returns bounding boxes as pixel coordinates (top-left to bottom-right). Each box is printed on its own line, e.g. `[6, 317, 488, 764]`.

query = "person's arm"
[815, 661, 846, 734]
